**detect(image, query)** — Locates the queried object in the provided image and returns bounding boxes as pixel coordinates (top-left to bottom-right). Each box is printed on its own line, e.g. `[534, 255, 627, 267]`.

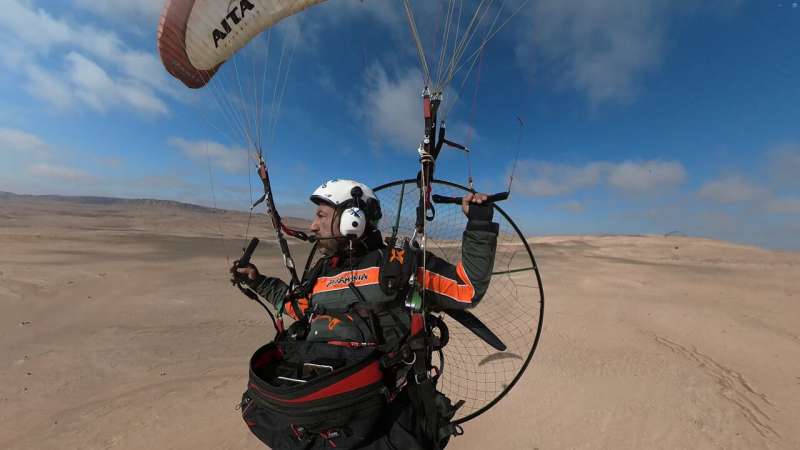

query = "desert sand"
[1, 193, 798, 450]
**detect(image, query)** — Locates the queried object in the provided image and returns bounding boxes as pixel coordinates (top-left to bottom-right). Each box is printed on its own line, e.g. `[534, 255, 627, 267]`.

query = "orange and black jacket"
[246, 217, 498, 346]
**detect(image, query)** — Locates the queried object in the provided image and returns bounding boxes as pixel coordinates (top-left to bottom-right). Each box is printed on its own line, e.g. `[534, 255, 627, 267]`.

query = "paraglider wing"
[157, 0, 327, 88]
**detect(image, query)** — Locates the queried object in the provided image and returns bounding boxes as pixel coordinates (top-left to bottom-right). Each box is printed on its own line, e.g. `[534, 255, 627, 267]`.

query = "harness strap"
[298, 248, 456, 448]
[350, 307, 377, 343]
[327, 340, 377, 349]
[385, 307, 410, 336]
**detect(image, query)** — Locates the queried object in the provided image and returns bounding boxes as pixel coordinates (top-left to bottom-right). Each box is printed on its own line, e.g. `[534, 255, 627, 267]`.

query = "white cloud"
[72, 0, 164, 23]
[315, 65, 336, 92]
[119, 84, 170, 115]
[768, 144, 800, 186]
[0, 0, 73, 50]
[324, 1, 512, 92]
[559, 200, 585, 213]
[513, 0, 747, 105]
[23, 51, 169, 115]
[0, 130, 101, 193]
[64, 52, 168, 115]
[360, 64, 424, 152]
[169, 138, 249, 174]
[697, 176, 767, 203]
[607, 160, 686, 191]
[28, 163, 95, 182]
[517, 0, 667, 105]
[0, 0, 175, 115]
[67, 52, 115, 111]
[514, 160, 608, 196]
[24, 64, 74, 108]
[0, 129, 199, 200]
[323, 1, 404, 29]
[513, 158, 686, 197]
[765, 197, 800, 214]
[0, 128, 50, 158]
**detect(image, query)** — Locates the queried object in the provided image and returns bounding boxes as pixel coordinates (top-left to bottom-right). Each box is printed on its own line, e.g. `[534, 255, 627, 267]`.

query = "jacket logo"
[389, 248, 405, 264]
[325, 272, 369, 288]
[313, 267, 380, 294]
[212, 0, 256, 48]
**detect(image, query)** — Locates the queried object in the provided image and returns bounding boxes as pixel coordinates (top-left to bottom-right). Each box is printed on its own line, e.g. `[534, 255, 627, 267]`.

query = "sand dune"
[1, 194, 798, 449]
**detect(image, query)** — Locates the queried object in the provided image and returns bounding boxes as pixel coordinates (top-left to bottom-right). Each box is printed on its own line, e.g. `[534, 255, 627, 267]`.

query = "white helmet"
[310, 179, 382, 238]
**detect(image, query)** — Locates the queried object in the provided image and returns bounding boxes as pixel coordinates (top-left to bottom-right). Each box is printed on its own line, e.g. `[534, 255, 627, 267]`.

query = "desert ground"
[1, 193, 798, 450]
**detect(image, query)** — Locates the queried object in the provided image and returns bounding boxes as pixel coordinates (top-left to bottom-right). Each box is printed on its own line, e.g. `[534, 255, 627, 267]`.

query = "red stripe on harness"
[410, 313, 424, 336]
[326, 340, 377, 348]
[249, 360, 383, 404]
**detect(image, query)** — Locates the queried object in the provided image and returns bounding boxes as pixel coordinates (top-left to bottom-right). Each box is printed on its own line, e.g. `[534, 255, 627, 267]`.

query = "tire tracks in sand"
[653, 335, 780, 443]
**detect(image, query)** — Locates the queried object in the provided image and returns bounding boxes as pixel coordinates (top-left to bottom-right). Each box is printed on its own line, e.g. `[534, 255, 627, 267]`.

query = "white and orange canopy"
[158, 0, 326, 88]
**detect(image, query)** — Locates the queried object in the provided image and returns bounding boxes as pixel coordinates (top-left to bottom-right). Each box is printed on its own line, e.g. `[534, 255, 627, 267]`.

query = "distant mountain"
[0, 192, 317, 229]
[0, 190, 222, 211]
[0, 191, 317, 229]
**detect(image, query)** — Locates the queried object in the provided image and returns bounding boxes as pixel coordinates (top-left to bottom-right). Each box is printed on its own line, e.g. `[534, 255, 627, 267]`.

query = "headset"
[338, 186, 381, 238]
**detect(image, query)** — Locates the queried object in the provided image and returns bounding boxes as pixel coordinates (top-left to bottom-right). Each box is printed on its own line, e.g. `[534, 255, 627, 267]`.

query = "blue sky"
[0, 0, 798, 250]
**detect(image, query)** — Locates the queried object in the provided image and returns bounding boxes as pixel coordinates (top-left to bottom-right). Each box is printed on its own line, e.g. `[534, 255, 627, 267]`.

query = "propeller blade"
[443, 309, 507, 351]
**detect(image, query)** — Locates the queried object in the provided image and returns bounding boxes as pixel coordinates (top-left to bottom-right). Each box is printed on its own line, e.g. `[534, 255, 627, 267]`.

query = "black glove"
[467, 203, 494, 222]
[466, 203, 499, 233]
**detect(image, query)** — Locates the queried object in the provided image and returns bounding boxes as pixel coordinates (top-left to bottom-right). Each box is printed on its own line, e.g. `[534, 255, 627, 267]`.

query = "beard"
[315, 237, 341, 256]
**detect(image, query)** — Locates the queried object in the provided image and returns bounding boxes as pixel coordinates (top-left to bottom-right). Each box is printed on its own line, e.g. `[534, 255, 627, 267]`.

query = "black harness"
[288, 239, 461, 449]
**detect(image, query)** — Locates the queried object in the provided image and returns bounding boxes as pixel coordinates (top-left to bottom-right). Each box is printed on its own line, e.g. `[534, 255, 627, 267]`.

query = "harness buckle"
[290, 424, 306, 441]
[412, 365, 440, 384]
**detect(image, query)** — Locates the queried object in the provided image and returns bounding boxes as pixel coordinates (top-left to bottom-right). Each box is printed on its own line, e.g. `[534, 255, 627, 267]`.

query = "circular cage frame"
[302, 178, 545, 424]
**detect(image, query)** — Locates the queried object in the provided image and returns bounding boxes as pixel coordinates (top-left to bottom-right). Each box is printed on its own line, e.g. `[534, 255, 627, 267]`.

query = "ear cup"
[339, 207, 366, 238]
[365, 197, 382, 222]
